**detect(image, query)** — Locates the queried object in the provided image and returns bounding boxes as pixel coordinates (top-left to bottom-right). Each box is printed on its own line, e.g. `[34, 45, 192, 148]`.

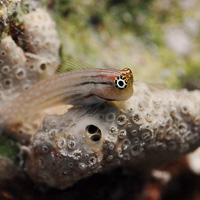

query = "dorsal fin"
[57, 56, 95, 74]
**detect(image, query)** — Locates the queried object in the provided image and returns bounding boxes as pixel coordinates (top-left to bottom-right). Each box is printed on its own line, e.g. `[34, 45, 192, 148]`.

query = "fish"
[0, 67, 134, 126]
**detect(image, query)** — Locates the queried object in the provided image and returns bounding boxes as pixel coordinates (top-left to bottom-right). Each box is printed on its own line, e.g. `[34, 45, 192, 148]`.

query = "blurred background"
[46, 0, 200, 90]
[1, 0, 200, 199]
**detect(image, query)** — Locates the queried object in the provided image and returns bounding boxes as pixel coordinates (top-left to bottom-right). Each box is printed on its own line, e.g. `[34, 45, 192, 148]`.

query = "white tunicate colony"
[1, 0, 200, 191]
[23, 82, 200, 189]
[0, 6, 61, 142]
[24, 8, 60, 74]
[0, 6, 60, 103]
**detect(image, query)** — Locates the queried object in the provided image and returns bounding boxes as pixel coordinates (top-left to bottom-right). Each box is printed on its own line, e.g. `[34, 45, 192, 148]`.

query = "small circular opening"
[105, 112, 116, 122]
[40, 63, 46, 71]
[87, 125, 98, 134]
[86, 125, 102, 142]
[5, 80, 10, 85]
[17, 70, 24, 76]
[30, 65, 34, 70]
[1, 51, 6, 56]
[4, 79, 12, 87]
[133, 114, 139, 121]
[90, 134, 101, 142]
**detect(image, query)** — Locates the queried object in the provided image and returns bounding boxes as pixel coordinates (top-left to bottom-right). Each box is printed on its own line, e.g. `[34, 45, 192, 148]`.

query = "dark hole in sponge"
[40, 63, 46, 70]
[87, 125, 99, 134]
[90, 134, 101, 142]
[86, 125, 102, 142]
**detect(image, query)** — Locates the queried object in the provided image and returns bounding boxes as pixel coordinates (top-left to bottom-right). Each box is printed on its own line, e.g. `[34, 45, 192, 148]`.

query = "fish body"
[0, 68, 133, 126]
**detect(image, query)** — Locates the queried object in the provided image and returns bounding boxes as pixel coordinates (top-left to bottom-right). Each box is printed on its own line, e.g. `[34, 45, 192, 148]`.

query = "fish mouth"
[85, 94, 117, 103]
[96, 95, 117, 102]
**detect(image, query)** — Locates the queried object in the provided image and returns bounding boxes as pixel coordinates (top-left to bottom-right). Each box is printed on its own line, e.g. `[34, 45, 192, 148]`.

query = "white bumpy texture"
[24, 82, 200, 189]
[1, 1, 200, 190]
[0, 8, 60, 103]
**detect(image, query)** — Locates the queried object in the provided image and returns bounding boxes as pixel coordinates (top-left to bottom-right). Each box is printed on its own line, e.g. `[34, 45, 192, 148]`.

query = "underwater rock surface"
[1, 2, 200, 200]
[24, 82, 200, 189]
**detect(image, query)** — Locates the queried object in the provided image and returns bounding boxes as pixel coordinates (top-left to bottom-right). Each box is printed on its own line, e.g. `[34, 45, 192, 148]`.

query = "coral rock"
[24, 82, 200, 189]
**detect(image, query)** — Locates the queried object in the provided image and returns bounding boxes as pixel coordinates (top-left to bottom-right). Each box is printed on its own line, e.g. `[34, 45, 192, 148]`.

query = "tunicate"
[141, 129, 153, 141]
[37, 157, 46, 168]
[105, 112, 116, 122]
[3, 78, 12, 88]
[131, 112, 143, 125]
[109, 126, 118, 136]
[89, 156, 97, 165]
[72, 150, 82, 161]
[137, 102, 144, 111]
[178, 122, 187, 134]
[1, 65, 10, 74]
[67, 140, 76, 149]
[145, 113, 153, 122]
[79, 163, 86, 170]
[131, 130, 138, 137]
[57, 138, 66, 149]
[42, 145, 50, 154]
[117, 115, 128, 125]
[131, 145, 142, 156]
[122, 139, 131, 150]
[48, 129, 57, 139]
[118, 129, 127, 139]
[132, 137, 140, 144]
[15, 68, 27, 80]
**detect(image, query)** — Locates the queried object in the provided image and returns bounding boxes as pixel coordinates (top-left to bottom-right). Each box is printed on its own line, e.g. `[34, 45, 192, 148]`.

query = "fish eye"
[114, 76, 127, 90]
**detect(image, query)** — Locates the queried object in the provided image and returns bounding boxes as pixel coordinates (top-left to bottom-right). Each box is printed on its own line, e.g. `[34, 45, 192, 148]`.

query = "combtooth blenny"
[0, 68, 133, 128]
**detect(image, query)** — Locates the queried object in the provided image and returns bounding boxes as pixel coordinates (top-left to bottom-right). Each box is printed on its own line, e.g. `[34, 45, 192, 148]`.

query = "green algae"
[50, 0, 200, 90]
[1, 0, 199, 89]
[0, 134, 20, 162]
